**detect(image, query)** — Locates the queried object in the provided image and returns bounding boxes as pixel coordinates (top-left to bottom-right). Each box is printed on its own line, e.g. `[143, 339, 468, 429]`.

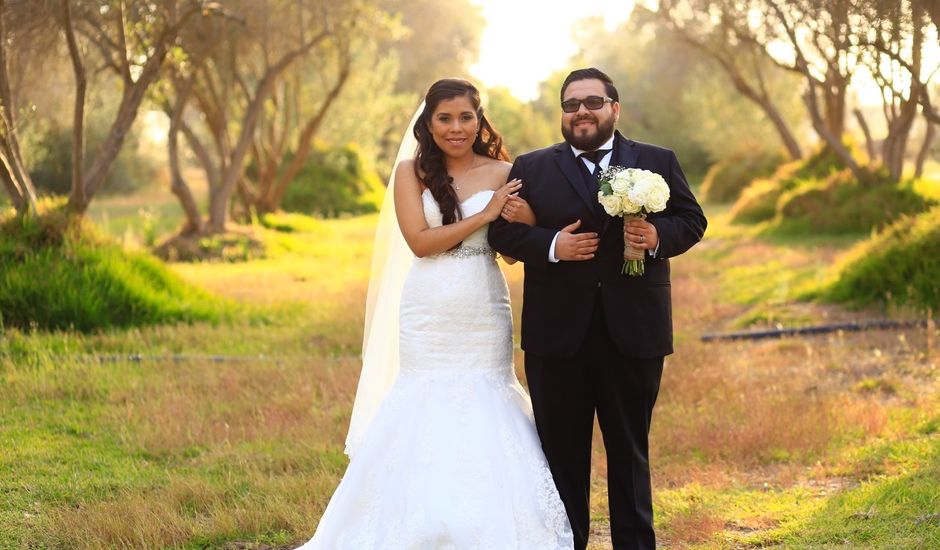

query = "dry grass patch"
[662, 502, 725, 546]
[29, 474, 340, 550]
[109, 356, 358, 457]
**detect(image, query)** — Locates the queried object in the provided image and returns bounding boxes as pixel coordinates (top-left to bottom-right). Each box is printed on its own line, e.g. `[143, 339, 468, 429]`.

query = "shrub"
[776, 169, 933, 234]
[279, 143, 384, 217]
[700, 151, 784, 203]
[822, 206, 940, 312]
[0, 201, 232, 331]
[730, 144, 853, 224]
[27, 121, 159, 197]
[727, 176, 784, 224]
[259, 211, 324, 234]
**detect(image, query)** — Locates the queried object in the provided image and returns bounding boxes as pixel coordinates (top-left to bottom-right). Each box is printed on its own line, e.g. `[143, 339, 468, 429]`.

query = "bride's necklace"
[449, 156, 476, 191]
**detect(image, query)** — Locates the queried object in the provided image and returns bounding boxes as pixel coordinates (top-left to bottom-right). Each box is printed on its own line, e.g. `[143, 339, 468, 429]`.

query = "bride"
[297, 79, 574, 549]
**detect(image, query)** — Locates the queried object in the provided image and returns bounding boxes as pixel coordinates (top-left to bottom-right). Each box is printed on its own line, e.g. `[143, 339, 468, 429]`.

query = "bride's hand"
[482, 179, 522, 222]
[501, 195, 536, 226]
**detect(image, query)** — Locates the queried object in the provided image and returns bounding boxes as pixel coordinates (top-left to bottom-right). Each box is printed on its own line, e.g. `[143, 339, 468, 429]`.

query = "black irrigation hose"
[701, 319, 931, 342]
[64, 354, 304, 364]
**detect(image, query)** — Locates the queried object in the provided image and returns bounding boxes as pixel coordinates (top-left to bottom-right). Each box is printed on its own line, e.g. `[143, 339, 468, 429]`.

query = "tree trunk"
[879, 6, 924, 185]
[882, 92, 920, 183]
[266, 61, 352, 210]
[167, 76, 203, 235]
[854, 108, 876, 163]
[914, 120, 935, 179]
[208, 32, 328, 232]
[80, 43, 170, 205]
[822, 68, 847, 139]
[207, 184, 228, 233]
[0, 0, 37, 215]
[805, 85, 866, 182]
[62, 0, 87, 213]
[180, 120, 220, 190]
[0, 155, 24, 212]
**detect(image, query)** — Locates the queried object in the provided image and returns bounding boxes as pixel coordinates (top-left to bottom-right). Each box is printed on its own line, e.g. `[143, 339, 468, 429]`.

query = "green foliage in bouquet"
[818, 206, 940, 312]
[700, 150, 784, 204]
[279, 142, 384, 218]
[0, 200, 233, 331]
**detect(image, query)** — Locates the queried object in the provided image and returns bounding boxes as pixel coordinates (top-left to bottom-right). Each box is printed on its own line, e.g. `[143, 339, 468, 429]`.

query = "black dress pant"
[525, 291, 664, 550]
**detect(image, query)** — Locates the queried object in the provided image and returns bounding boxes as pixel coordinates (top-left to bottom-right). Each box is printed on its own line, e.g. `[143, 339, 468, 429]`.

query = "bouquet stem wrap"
[623, 214, 646, 276]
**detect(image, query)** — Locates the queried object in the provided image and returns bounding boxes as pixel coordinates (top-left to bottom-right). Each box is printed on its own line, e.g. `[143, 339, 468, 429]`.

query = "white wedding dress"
[298, 189, 573, 549]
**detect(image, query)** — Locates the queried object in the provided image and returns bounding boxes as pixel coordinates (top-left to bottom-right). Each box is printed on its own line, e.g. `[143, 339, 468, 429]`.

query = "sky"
[469, 0, 636, 101]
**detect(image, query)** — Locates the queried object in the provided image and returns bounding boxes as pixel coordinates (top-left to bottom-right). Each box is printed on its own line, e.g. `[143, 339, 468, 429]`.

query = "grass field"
[1, 196, 938, 549]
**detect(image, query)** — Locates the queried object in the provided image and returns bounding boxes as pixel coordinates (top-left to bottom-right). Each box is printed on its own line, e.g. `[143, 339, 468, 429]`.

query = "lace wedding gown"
[298, 189, 573, 549]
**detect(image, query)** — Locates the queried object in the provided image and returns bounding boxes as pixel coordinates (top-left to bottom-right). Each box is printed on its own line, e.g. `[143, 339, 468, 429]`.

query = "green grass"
[700, 150, 784, 204]
[0, 204, 236, 332]
[729, 144, 851, 225]
[2, 193, 938, 549]
[818, 206, 940, 312]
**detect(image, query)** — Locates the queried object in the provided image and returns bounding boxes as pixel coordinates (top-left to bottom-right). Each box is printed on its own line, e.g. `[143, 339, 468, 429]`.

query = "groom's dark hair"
[560, 67, 619, 102]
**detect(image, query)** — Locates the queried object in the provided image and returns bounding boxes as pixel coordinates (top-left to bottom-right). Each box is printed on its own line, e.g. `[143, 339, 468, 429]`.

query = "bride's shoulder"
[395, 159, 421, 183]
[477, 157, 512, 181]
[396, 158, 416, 173]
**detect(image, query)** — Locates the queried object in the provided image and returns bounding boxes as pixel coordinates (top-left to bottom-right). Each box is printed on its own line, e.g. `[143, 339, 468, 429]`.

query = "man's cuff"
[548, 232, 560, 262]
[648, 239, 661, 258]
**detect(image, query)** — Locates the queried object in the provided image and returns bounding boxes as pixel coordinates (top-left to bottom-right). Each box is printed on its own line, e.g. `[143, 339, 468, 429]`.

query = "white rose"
[610, 170, 632, 194]
[628, 171, 670, 213]
[598, 192, 622, 216]
[620, 194, 641, 215]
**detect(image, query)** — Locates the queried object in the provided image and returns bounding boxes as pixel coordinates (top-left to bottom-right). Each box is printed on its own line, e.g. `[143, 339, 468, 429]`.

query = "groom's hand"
[555, 220, 598, 261]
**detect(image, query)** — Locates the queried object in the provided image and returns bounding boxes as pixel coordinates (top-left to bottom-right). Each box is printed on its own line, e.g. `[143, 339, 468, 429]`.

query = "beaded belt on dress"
[433, 245, 495, 259]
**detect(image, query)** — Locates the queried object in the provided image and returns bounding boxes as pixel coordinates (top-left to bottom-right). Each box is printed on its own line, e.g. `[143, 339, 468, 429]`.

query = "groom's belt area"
[527, 251, 670, 284]
[525, 270, 671, 288]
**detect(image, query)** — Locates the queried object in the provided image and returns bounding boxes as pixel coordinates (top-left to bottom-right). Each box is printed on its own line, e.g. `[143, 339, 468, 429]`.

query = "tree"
[166, 0, 369, 234]
[381, 0, 484, 96]
[245, 32, 355, 215]
[0, 0, 43, 215]
[483, 86, 555, 158]
[57, 0, 225, 215]
[856, 0, 938, 181]
[646, 1, 805, 160]
[651, 0, 940, 184]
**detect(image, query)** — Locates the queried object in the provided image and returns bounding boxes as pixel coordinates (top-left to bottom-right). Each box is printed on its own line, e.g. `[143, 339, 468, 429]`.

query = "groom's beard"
[561, 114, 616, 151]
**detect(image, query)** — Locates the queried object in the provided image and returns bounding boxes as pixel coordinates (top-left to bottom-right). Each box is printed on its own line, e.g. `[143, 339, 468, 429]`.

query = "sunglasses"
[561, 95, 614, 113]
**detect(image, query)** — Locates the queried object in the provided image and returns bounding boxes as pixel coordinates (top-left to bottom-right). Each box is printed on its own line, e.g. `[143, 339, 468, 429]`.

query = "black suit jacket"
[488, 131, 707, 359]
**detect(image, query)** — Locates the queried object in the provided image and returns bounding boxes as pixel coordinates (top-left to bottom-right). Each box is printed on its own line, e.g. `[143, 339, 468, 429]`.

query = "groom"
[488, 68, 706, 549]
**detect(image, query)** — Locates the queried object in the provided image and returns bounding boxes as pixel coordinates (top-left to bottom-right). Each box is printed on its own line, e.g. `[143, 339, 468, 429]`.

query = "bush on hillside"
[777, 169, 933, 234]
[279, 143, 383, 217]
[700, 151, 784, 203]
[730, 144, 856, 224]
[0, 202, 231, 331]
[822, 206, 940, 312]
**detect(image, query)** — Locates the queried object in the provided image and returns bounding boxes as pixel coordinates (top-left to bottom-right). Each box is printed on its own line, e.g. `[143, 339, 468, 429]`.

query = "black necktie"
[576, 149, 610, 218]
[579, 149, 611, 178]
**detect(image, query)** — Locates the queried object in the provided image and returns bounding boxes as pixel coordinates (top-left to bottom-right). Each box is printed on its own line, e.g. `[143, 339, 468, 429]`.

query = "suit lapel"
[613, 130, 638, 170]
[552, 144, 599, 222]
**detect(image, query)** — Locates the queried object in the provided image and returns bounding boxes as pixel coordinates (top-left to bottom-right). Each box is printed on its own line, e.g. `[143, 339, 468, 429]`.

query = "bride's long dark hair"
[413, 78, 509, 226]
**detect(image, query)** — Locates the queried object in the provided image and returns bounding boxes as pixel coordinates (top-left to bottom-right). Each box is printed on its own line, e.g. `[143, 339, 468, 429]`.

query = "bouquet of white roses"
[597, 166, 670, 276]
